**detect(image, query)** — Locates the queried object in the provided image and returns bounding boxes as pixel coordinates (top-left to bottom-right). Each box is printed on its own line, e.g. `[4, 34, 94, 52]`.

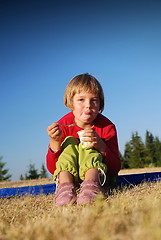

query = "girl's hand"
[47, 122, 62, 141]
[47, 123, 62, 152]
[82, 129, 106, 154]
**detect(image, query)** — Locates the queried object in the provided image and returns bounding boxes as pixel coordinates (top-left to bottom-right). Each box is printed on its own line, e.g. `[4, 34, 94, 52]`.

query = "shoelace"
[98, 168, 106, 186]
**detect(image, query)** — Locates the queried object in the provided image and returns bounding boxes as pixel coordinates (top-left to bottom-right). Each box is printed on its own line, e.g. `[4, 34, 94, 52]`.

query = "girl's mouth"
[84, 111, 91, 115]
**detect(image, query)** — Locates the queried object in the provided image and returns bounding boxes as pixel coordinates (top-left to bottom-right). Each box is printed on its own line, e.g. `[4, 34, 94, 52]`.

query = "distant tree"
[40, 163, 48, 178]
[120, 151, 128, 169]
[144, 131, 156, 166]
[0, 156, 12, 181]
[19, 174, 24, 180]
[123, 142, 132, 168]
[121, 148, 129, 169]
[123, 132, 146, 168]
[154, 136, 161, 166]
[25, 164, 40, 180]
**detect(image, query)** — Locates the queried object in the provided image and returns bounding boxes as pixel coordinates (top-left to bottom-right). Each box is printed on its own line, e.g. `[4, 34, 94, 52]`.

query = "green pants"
[53, 136, 107, 183]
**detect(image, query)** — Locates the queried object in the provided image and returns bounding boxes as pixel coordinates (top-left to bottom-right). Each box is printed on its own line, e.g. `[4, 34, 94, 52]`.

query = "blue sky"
[0, 0, 161, 181]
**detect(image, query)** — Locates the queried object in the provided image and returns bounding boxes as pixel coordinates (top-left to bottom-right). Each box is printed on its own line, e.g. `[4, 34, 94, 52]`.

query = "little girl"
[46, 73, 121, 206]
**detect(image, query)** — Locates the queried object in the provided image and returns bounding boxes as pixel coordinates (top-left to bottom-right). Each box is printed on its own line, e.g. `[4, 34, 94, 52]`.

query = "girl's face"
[72, 92, 100, 128]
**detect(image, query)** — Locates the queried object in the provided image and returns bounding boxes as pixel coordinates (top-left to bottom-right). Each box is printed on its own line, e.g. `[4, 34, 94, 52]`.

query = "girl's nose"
[85, 100, 91, 109]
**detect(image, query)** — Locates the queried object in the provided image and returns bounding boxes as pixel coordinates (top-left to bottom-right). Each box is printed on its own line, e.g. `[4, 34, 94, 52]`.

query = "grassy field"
[1, 168, 161, 240]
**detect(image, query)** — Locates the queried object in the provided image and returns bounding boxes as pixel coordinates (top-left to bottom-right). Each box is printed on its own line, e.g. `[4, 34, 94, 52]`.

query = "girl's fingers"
[83, 131, 97, 139]
[82, 136, 97, 143]
[47, 122, 58, 132]
[54, 129, 62, 136]
[47, 124, 62, 138]
[51, 126, 59, 133]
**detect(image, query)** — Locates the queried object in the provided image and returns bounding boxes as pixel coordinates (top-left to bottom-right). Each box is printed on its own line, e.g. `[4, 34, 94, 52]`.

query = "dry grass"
[119, 167, 161, 175]
[1, 168, 161, 240]
[0, 182, 161, 240]
[0, 178, 53, 189]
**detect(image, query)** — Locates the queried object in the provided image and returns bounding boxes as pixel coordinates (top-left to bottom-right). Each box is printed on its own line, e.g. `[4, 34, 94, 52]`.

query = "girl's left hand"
[82, 129, 106, 154]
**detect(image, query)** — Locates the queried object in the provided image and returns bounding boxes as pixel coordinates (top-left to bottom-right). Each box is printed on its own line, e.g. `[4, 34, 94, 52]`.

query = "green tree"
[25, 164, 40, 180]
[0, 156, 12, 181]
[120, 151, 129, 169]
[40, 163, 48, 178]
[144, 130, 156, 166]
[154, 136, 161, 166]
[19, 174, 24, 180]
[123, 142, 132, 168]
[123, 132, 146, 168]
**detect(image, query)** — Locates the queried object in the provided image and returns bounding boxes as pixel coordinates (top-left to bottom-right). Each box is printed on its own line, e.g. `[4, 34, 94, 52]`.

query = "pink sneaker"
[77, 180, 104, 205]
[54, 182, 77, 207]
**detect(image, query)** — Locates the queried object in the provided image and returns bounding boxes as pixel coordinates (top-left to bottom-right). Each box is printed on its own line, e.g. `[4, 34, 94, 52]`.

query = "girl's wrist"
[49, 139, 61, 152]
[49, 146, 61, 153]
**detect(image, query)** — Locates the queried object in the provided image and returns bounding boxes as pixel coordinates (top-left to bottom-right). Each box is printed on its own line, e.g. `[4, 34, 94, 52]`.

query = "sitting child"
[46, 73, 121, 206]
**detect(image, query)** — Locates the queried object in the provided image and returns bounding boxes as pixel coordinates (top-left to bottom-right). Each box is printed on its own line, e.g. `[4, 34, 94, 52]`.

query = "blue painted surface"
[118, 172, 161, 186]
[0, 183, 56, 198]
[0, 172, 161, 198]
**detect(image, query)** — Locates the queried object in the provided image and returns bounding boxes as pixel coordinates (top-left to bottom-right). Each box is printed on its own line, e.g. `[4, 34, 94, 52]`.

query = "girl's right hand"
[47, 122, 62, 142]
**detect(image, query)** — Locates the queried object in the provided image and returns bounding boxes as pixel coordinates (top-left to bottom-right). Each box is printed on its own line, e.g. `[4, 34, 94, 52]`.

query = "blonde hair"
[64, 73, 104, 112]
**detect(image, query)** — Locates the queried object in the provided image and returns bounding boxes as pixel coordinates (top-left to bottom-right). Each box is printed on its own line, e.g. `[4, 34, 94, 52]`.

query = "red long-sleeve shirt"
[46, 112, 121, 177]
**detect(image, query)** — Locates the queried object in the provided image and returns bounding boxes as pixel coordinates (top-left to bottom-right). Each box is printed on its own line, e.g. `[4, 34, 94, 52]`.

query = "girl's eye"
[78, 98, 84, 101]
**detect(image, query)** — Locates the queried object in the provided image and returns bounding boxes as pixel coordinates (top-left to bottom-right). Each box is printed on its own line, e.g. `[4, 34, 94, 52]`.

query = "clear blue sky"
[1, 0, 161, 181]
